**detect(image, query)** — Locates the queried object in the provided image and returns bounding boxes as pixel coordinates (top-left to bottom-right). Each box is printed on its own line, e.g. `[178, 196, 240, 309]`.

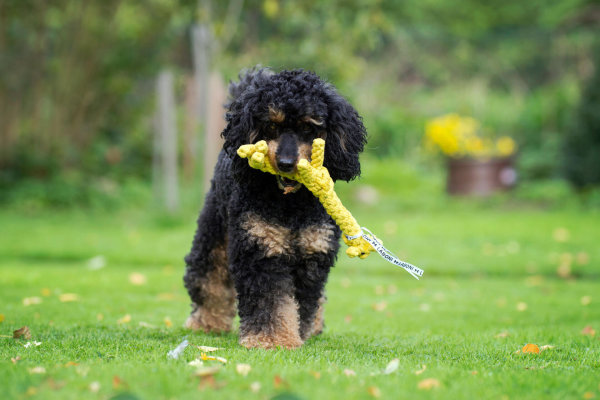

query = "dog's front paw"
[185, 307, 233, 333]
[239, 331, 303, 350]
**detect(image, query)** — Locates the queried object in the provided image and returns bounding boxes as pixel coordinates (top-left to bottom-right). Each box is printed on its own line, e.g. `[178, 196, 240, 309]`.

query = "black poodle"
[183, 68, 367, 349]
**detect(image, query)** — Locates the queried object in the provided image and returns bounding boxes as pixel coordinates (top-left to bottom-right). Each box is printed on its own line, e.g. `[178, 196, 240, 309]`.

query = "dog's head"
[223, 68, 368, 192]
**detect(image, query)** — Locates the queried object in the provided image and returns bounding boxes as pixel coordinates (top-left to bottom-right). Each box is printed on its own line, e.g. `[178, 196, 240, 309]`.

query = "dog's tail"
[226, 66, 273, 109]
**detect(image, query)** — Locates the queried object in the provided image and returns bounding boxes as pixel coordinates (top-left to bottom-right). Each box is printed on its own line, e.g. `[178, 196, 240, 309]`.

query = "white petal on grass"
[197, 346, 222, 352]
[87, 255, 106, 270]
[167, 338, 189, 359]
[28, 366, 46, 374]
[383, 358, 400, 374]
[188, 359, 204, 367]
[236, 363, 252, 376]
[89, 382, 101, 393]
[343, 369, 356, 377]
[250, 382, 261, 393]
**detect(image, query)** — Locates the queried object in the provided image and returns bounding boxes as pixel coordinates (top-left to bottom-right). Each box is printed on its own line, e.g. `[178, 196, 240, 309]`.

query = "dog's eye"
[265, 123, 278, 137]
[301, 123, 313, 134]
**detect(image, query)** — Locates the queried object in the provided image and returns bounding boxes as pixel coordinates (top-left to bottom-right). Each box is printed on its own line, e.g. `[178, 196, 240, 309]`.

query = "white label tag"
[347, 227, 424, 280]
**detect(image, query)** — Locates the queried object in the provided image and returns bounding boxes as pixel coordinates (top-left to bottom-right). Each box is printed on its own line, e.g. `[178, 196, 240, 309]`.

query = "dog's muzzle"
[277, 175, 302, 195]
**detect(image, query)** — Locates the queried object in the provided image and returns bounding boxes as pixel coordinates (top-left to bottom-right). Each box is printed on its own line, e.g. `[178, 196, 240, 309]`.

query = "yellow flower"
[496, 136, 516, 156]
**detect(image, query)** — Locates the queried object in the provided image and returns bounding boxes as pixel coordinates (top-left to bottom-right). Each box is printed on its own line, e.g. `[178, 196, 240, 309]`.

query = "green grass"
[1, 171, 600, 399]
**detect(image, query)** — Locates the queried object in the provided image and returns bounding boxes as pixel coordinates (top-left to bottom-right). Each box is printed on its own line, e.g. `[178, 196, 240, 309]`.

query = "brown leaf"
[64, 361, 79, 367]
[418, 378, 441, 390]
[112, 375, 126, 389]
[368, 386, 381, 398]
[11, 356, 21, 364]
[13, 326, 32, 340]
[372, 301, 387, 312]
[581, 326, 596, 336]
[198, 375, 217, 390]
[522, 343, 540, 354]
[583, 392, 595, 399]
[273, 375, 289, 389]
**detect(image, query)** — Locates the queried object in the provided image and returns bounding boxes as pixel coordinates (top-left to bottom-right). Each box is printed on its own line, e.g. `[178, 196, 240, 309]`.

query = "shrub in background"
[563, 51, 600, 189]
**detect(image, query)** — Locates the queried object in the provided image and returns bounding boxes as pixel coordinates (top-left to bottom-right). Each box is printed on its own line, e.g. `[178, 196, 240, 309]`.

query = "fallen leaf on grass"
[553, 227, 569, 242]
[112, 375, 126, 389]
[471, 371, 478, 375]
[521, 344, 540, 354]
[343, 369, 356, 377]
[368, 386, 381, 398]
[581, 326, 596, 336]
[198, 375, 220, 390]
[89, 381, 101, 393]
[415, 365, 427, 375]
[516, 302, 528, 312]
[28, 366, 46, 374]
[11, 356, 21, 364]
[540, 345, 555, 352]
[139, 321, 156, 328]
[197, 346, 222, 352]
[249, 381, 261, 393]
[581, 296, 592, 306]
[23, 297, 42, 306]
[188, 359, 204, 368]
[96, 313, 104, 321]
[576, 252, 590, 265]
[0, 314, 4, 323]
[46, 378, 66, 390]
[41, 288, 51, 297]
[117, 314, 131, 324]
[383, 358, 399, 374]
[418, 378, 441, 390]
[309, 370, 321, 379]
[274, 375, 289, 389]
[344, 315, 353, 323]
[193, 366, 221, 377]
[129, 273, 147, 286]
[164, 317, 173, 328]
[200, 353, 227, 363]
[236, 363, 251, 376]
[372, 301, 387, 312]
[495, 331, 510, 338]
[13, 326, 32, 340]
[583, 392, 595, 399]
[59, 293, 79, 302]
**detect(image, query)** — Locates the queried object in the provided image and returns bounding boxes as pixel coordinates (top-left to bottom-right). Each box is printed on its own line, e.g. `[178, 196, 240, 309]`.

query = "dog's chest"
[241, 212, 335, 258]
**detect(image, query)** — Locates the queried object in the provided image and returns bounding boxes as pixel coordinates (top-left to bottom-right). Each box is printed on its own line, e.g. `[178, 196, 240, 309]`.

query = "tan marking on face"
[249, 130, 259, 143]
[267, 139, 280, 172]
[239, 295, 303, 349]
[185, 243, 237, 333]
[298, 142, 312, 164]
[242, 212, 292, 257]
[269, 106, 285, 123]
[303, 116, 323, 126]
[297, 225, 335, 254]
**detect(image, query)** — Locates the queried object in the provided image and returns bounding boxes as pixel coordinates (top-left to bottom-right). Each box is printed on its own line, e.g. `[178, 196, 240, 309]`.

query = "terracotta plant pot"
[446, 157, 517, 196]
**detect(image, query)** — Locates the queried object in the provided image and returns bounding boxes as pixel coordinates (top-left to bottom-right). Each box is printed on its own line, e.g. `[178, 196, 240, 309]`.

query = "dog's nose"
[277, 158, 296, 173]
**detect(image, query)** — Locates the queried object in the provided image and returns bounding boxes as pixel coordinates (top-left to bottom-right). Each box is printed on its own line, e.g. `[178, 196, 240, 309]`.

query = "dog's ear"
[221, 68, 272, 181]
[323, 89, 368, 182]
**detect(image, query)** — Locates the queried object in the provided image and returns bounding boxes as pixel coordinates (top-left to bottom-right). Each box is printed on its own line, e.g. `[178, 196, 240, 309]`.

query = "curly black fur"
[183, 68, 368, 348]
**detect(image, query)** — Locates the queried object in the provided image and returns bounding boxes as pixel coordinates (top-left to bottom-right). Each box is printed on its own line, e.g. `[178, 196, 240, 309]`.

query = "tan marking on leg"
[242, 213, 291, 257]
[310, 295, 326, 337]
[239, 295, 303, 349]
[185, 244, 237, 333]
[269, 106, 285, 123]
[297, 225, 335, 254]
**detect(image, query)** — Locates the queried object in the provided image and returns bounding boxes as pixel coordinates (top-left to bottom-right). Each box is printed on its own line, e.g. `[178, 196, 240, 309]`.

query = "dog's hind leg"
[184, 189, 236, 333]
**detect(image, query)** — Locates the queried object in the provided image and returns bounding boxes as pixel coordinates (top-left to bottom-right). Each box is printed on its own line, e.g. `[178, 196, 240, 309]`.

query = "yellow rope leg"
[238, 138, 375, 259]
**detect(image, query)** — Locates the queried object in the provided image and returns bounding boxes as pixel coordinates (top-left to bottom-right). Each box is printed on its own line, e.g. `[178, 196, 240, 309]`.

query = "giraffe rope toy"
[237, 138, 424, 280]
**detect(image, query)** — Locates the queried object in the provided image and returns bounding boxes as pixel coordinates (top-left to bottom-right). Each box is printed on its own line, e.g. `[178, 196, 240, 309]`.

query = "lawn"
[1, 170, 599, 399]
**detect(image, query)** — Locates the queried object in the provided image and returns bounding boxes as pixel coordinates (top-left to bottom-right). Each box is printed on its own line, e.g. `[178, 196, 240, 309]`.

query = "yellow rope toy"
[237, 138, 424, 279]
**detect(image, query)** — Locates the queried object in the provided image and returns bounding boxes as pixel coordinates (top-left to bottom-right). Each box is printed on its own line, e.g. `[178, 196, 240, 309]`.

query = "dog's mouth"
[277, 175, 302, 195]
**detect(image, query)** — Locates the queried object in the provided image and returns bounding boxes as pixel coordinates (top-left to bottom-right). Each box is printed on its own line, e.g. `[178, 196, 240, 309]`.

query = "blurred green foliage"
[1, 0, 599, 207]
